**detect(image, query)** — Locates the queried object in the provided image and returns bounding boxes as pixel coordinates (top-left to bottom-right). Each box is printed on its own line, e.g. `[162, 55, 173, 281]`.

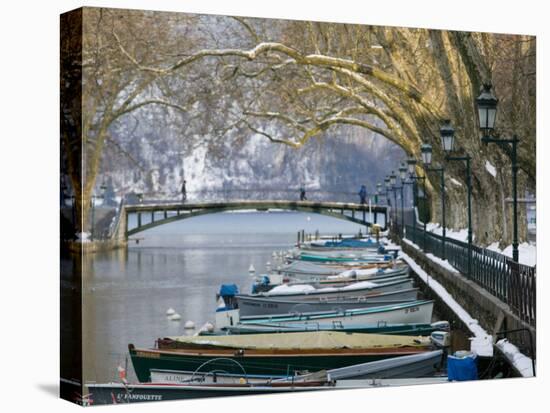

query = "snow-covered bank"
[424, 223, 469, 242]
[396, 240, 535, 377]
[403, 239, 459, 274]
[487, 242, 536, 267]
[496, 339, 535, 377]
[397, 248, 494, 357]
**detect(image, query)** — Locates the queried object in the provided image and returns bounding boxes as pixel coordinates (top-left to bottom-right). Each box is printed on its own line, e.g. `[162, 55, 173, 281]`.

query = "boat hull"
[239, 300, 434, 326]
[86, 382, 331, 405]
[236, 288, 419, 317]
[217, 322, 438, 336]
[246, 279, 415, 302]
[128, 345, 431, 383]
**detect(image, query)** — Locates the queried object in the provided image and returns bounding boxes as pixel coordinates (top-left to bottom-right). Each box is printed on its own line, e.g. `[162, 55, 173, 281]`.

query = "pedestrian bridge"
[122, 200, 388, 238]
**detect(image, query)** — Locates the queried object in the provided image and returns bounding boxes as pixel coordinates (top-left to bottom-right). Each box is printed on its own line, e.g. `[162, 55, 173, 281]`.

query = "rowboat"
[295, 269, 411, 288]
[242, 278, 415, 302]
[277, 260, 400, 276]
[86, 380, 332, 404]
[305, 238, 381, 249]
[238, 300, 435, 326]
[129, 331, 434, 382]
[86, 376, 450, 405]
[235, 288, 419, 317]
[148, 349, 445, 384]
[210, 320, 448, 336]
[296, 252, 394, 264]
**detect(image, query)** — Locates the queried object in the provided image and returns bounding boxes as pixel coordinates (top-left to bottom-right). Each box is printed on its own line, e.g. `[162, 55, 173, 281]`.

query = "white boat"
[239, 300, 435, 326]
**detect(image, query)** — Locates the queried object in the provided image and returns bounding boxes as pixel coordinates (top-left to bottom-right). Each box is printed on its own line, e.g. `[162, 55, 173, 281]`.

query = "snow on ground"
[485, 160, 497, 177]
[425, 222, 469, 242]
[387, 240, 493, 357]
[403, 239, 459, 274]
[397, 239, 535, 376]
[496, 339, 535, 377]
[487, 242, 537, 267]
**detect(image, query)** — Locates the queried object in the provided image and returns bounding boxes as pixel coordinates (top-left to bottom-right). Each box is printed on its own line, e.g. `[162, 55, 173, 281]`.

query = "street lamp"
[397, 164, 407, 236]
[476, 83, 498, 134]
[441, 120, 473, 277]
[476, 83, 520, 262]
[388, 173, 398, 230]
[422, 143, 446, 259]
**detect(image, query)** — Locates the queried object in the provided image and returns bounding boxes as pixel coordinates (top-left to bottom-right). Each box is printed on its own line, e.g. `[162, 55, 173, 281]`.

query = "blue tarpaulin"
[219, 284, 239, 297]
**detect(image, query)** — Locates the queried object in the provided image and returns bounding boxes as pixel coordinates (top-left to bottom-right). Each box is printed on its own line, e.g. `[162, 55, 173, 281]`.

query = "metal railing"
[401, 223, 536, 327]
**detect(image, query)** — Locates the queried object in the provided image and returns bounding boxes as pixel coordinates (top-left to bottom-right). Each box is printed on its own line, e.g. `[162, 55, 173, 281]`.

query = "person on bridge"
[181, 179, 187, 203]
[299, 185, 307, 201]
[358, 185, 367, 204]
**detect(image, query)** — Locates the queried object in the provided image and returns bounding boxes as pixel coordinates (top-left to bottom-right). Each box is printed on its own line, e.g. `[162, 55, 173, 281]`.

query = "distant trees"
[62, 8, 535, 244]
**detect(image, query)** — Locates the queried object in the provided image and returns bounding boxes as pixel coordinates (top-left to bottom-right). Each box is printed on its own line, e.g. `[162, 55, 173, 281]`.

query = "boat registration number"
[404, 306, 419, 314]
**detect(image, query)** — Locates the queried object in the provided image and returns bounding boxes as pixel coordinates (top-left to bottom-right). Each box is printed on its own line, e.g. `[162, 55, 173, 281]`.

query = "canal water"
[80, 211, 365, 384]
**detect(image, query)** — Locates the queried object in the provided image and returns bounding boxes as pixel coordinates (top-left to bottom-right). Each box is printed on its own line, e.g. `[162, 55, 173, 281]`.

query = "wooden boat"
[86, 376, 450, 405]
[235, 288, 419, 317]
[299, 272, 410, 288]
[207, 320, 448, 336]
[86, 380, 333, 404]
[284, 266, 410, 286]
[277, 260, 401, 276]
[129, 331, 434, 382]
[242, 278, 415, 302]
[305, 238, 381, 249]
[238, 300, 435, 326]
[296, 252, 393, 264]
[149, 349, 445, 384]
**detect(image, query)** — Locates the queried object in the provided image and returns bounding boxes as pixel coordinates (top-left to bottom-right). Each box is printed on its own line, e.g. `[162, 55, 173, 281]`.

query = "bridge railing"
[125, 188, 387, 206]
[402, 223, 536, 327]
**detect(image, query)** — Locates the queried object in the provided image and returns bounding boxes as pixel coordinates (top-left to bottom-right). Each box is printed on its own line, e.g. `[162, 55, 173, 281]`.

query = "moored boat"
[237, 300, 435, 326]
[208, 320, 449, 336]
[149, 349, 446, 384]
[244, 278, 415, 302]
[130, 331, 434, 382]
[86, 376, 450, 405]
[235, 288, 419, 317]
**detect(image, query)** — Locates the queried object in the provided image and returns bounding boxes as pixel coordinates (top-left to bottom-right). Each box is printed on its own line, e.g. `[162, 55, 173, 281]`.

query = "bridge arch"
[123, 200, 388, 238]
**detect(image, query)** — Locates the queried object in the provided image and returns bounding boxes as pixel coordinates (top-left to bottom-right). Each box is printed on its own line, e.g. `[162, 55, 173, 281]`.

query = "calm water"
[80, 211, 364, 383]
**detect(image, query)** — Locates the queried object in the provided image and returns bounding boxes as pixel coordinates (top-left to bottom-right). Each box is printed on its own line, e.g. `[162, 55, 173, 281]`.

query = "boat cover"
[219, 284, 239, 297]
[311, 239, 379, 248]
[165, 331, 431, 350]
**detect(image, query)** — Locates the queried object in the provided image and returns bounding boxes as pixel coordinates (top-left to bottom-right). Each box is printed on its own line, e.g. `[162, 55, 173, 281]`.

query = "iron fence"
[401, 224, 536, 327]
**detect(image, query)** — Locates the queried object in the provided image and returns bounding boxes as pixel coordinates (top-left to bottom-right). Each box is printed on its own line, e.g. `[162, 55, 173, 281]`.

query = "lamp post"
[403, 158, 418, 243]
[441, 120, 473, 277]
[476, 83, 520, 263]
[389, 171, 403, 237]
[384, 177, 392, 228]
[406, 163, 426, 250]
[398, 163, 408, 237]
[421, 144, 446, 260]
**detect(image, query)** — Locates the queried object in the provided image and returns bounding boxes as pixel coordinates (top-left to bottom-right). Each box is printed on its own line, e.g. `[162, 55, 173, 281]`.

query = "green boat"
[297, 253, 393, 263]
[209, 321, 449, 336]
[129, 331, 433, 382]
